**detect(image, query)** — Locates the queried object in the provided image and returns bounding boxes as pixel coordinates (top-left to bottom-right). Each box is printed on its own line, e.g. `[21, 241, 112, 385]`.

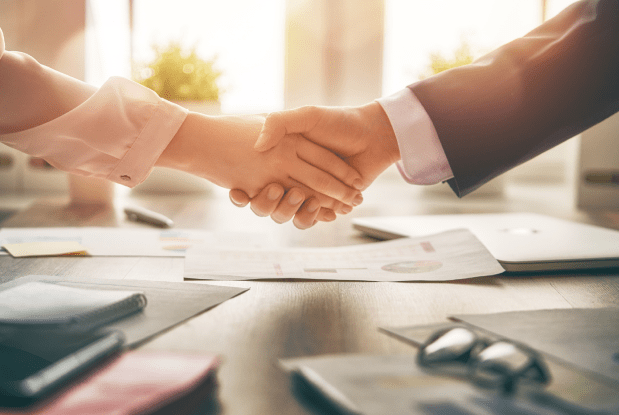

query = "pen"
[124, 206, 174, 228]
[584, 171, 619, 185]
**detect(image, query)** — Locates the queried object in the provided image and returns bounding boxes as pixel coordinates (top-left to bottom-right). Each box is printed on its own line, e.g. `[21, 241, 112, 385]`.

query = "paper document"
[184, 229, 504, 282]
[2, 241, 89, 257]
[0, 227, 213, 257]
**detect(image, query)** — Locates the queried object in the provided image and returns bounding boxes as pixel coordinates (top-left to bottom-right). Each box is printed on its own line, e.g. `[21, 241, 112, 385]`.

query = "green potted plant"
[420, 41, 474, 80]
[134, 42, 222, 114]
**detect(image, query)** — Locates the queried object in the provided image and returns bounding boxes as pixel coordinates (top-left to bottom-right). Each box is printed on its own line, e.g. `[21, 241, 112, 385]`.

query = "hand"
[255, 102, 400, 185]
[157, 112, 363, 212]
[230, 102, 400, 226]
[229, 184, 342, 229]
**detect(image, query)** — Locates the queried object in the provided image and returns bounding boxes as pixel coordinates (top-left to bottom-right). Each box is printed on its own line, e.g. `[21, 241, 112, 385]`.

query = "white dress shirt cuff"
[377, 88, 453, 185]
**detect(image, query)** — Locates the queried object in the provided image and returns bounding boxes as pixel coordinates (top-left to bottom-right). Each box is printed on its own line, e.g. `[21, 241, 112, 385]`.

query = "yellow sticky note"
[2, 241, 90, 257]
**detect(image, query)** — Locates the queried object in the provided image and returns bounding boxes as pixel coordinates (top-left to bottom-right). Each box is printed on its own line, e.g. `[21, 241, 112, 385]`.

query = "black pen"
[124, 206, 174, 228]
[584, 171, 619, 185]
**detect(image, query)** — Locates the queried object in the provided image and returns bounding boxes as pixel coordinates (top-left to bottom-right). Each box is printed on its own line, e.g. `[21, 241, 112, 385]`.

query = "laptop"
[352, 213, 619, 272]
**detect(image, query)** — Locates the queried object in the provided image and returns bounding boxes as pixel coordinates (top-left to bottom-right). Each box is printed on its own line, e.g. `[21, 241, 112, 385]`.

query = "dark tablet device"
[0, 330, 124, 404]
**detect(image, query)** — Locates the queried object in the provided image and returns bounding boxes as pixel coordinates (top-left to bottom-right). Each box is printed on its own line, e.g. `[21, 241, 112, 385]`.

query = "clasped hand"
[158, 112, 368, 224]
[228, 102, 400, 229]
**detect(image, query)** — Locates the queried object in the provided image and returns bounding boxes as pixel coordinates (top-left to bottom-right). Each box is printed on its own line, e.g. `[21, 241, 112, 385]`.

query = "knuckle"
[305, 105, 320, 119]
[343, 188, 358, 203]
[345, 170, 360, 186]
[265, 111, 281, 124]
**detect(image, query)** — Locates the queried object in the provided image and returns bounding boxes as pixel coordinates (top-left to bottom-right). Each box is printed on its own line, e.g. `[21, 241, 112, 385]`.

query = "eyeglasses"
[417, 326, 550, 394]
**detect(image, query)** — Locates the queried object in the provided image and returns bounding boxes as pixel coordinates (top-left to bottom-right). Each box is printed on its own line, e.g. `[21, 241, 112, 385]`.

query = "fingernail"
[229, 194, 243, 207]
[268, 186, 283, 200]
[306, 199, 320, 213]
[352, 194, 363, 206]
[340, 205, 352, 214]
[250, 207, 267, 217]
[352, 178, 364, 190]
[324, 211, 337, 221]
[293, 218, 309, 230]
[288, 191, 303, 205]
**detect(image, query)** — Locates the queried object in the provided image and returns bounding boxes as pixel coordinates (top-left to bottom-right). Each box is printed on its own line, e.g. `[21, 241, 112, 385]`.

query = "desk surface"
[1, 178, 618, 414]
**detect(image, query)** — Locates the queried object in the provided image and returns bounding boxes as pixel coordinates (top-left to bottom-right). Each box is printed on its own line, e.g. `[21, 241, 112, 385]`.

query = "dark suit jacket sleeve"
[409, 0, 619, 197]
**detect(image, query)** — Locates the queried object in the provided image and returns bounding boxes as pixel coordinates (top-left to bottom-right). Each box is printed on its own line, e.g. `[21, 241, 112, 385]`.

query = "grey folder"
[281, 354, 570, 415]
[453, 307, 619, 387]
[1, 275, 248, 347]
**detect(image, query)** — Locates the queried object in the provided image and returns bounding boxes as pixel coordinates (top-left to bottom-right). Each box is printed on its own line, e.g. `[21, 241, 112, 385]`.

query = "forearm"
[0, 48, 96, 134]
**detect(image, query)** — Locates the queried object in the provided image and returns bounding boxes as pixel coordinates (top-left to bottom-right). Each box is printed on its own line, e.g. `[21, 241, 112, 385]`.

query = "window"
[85, 0, 583, 192]
[383, 0, 577, 95]
[131, 0, 285, 114]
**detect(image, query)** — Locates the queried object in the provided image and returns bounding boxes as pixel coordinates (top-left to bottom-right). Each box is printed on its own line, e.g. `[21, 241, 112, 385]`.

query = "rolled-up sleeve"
[0, 76, 188, 187]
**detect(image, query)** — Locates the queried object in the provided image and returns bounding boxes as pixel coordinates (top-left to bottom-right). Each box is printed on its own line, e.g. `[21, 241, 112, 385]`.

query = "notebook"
[0, 281, 146, 332]
[352, 213, 619, 272]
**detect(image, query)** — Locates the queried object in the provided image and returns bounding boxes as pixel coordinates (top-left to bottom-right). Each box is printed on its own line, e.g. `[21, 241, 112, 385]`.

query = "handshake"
[225, 102, 401, 229]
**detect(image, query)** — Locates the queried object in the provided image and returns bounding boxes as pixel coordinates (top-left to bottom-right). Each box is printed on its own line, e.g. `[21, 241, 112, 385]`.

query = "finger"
[292, 198, 322, 230]
[255, 106, 321, 152]
[270, 188, 306, 224]
[229, 189, 250, 207]
[247, 184, 285, 217]
[283, 179, 353, 215]
[316, 208, 337, 222]
[291, 160, 363, 207]
[295, 137, 365, 190]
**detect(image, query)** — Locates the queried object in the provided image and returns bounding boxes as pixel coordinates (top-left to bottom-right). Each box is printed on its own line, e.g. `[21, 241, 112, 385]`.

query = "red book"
[1, 351, 220, 415]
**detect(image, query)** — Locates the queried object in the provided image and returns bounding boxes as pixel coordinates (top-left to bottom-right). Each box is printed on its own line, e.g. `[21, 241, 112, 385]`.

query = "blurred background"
[1, 0, 616, 208]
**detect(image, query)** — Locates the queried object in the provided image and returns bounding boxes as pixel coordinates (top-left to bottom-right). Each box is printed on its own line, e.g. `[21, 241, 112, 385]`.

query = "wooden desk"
[1, 178, 618, 415]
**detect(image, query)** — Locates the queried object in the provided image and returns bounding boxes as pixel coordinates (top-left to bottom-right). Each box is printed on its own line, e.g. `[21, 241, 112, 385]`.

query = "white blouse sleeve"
[1, 77, 187, 187]
[0, 27, 187, 188]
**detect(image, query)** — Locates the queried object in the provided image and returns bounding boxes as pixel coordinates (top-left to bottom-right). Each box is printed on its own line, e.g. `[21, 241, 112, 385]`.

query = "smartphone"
[0, 330, 124, 404]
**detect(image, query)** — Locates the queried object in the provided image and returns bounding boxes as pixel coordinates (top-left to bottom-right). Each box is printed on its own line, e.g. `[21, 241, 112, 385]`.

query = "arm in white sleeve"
[377, 88, 453, 185]
[0, 27, 187, 188]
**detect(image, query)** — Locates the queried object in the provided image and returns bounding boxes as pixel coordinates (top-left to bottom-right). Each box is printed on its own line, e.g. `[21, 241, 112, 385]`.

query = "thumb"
[254, 111, 288, 152]
[229, 189, 251, 207]
[254, 106, 319, 152]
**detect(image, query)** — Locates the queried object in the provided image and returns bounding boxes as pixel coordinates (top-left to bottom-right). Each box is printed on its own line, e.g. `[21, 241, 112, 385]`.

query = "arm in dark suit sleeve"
[409, 0, 619, 197]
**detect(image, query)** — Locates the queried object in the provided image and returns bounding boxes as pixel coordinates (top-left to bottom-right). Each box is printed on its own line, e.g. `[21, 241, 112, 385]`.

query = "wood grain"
[1, 180, 617, 414]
